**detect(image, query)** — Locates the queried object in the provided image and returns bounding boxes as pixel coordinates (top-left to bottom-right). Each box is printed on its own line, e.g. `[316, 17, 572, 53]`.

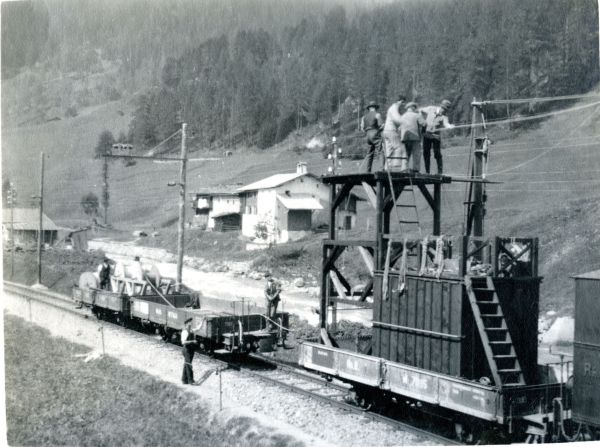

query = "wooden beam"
[358, 246, 374, 275]
[322, 245, 345, 274]
[330, 297, 373, 309]
[332, 182, 354, 211]
[359, 277, 374, 302]
[331, 265, 352, 292]
[433, 183, 441, 236]
[361, 181, 377, 209]
[417, 184, 435, 209]
[323, 239, 376, 247]
[329, 270, 348, 300]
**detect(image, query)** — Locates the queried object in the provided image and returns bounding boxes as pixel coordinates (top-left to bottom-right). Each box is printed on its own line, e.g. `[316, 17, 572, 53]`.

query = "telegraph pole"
[8, 182, 16, 278]
[103, 154, 109, 225]
[36, 152, 45, 285]
[176, 123, 188, 292]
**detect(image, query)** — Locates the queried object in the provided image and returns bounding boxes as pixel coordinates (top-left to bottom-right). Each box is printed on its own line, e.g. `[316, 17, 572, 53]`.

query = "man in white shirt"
[399, 102, 427, 172]
[382, 96, 406, 170]
[130, 256, 144, 281]
[420, 99, 455, 174]
[181, 318, 197, 385]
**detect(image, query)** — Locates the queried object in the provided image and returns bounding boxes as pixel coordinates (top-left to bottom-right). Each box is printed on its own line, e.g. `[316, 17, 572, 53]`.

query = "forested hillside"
[1, 0, 352, 127]
[129, 0, 599, 151]
[2, 0, 598, 147]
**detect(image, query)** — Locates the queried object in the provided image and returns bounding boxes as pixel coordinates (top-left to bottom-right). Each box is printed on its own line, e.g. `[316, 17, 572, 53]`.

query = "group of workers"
[360, 97, 454, 174]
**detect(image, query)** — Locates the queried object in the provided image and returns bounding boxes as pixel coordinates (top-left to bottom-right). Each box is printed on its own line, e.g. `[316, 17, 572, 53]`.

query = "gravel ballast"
[4, 290, 439, 446]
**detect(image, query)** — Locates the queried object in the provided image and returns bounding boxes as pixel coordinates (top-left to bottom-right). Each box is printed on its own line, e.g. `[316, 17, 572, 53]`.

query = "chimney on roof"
[296, 162, 307, 174]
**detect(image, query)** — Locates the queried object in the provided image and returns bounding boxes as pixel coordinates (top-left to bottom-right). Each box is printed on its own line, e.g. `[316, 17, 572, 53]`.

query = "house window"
[344, 215, 352, 230]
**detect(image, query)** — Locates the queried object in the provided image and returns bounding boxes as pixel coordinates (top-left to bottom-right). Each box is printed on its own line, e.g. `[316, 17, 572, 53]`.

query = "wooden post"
[103, 155, 109, 225]
[176, 123, 188, 292]
[10, 183, 15, 278]
[320, 244, 328, 329]
[375, 178, 384, 270]
[433, 183, 441, 235]
[36, 152, 44, 285]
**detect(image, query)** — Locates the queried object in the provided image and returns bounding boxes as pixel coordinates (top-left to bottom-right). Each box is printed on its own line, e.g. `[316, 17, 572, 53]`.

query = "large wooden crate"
[372, 271, 541, 382]
[372, 272, 464, 376]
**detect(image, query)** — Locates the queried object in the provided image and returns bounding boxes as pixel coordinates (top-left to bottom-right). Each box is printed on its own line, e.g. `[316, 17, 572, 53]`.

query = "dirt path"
[89, 239, 372, 326]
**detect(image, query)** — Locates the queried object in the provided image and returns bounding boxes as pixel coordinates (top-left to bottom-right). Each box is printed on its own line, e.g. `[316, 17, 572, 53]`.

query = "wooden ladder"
[464, 275, 525, 387]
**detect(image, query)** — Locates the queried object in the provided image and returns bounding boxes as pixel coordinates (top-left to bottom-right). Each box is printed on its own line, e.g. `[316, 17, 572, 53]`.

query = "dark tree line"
[128, 0, 599, 151]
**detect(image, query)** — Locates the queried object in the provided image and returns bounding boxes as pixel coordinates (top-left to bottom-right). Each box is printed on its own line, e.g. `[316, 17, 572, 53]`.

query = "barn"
[2, 208, 59, 249]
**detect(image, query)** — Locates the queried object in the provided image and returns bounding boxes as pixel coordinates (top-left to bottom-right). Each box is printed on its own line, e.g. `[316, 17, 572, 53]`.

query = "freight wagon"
[73, 269, 288, 354]
[298, 149, 572, 442]
[572, 270, 600, 434]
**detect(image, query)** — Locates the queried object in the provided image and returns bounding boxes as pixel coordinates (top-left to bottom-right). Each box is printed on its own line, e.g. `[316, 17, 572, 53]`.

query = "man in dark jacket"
[181, 318, 197, 385]
[360, 101, 384, 172]
[99, 258, 111, 290]
[420, 99, 455, 174]
[264, 275, 281, 329]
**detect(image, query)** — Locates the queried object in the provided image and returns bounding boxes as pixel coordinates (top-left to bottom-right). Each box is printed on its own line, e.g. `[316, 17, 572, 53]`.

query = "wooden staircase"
[464, 275, 525, 387]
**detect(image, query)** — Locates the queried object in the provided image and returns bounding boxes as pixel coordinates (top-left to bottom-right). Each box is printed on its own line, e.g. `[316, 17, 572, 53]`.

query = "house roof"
[2, 208, 59, 231]
[238, 173, 318, 192]
[572, 270, 600, 280]
[277, 194, 323, 210]
[211, 211, 241, 218]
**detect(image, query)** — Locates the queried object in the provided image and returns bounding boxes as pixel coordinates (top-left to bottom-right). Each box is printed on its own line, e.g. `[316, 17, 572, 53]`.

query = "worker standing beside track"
[181, 318, 197, 385]
[360, 101, 384, 172]
[382, 96, 406, 170]
[420, 99, 455, 174]
[264, 275, 281, 329]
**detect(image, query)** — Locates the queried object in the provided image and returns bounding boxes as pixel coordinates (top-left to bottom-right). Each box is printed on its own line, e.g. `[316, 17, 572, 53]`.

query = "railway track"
[3, 280, 462, 446]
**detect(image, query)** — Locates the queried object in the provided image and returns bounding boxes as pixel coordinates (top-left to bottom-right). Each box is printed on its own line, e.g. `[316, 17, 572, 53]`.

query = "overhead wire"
[479, 93, 600, 105]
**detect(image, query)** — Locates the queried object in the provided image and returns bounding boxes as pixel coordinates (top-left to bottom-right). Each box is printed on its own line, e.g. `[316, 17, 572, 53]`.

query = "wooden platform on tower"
[319, 168, 542, 388]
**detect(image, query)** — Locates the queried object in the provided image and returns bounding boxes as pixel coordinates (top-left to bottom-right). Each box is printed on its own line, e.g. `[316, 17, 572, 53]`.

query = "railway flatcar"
[73, 265, 288, 354]
[298, 103, 595, 443]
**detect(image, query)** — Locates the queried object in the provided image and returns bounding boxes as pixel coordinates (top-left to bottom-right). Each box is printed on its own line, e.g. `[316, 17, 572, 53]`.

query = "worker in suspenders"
[420, 99, 455, 174]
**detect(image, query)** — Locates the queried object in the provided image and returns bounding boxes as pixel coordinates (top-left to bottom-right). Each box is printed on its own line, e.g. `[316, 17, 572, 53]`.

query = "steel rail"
[249, 354, 464, 446]
[4, 281, 462, 446]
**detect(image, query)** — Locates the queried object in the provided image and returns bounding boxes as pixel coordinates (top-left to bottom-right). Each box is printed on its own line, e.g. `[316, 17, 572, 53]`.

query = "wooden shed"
[2, 208, 59, 249]
[212, 212, 241, 232]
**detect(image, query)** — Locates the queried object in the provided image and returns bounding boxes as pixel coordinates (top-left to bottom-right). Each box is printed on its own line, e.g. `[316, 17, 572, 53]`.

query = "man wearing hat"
[264, 275, 281, 329]
[99, 258, 111, 290]
[382, 96, 407, 170]
[181, 317, 197, 385]
[360, 101, 384, 172]
[399, 102, 427, 172]
[420, 99, 455, 174]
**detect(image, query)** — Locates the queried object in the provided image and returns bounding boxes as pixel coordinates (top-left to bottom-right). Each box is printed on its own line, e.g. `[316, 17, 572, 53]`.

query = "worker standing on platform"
[382, 96, 406, 170]
[399, 102, 426, 172]
[360, 101, 383, 172]
[264, 275, 281, 329]
[99, 258, 111, 290]
[420, 99, 455, 174]
[130, 256, 144, 281]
